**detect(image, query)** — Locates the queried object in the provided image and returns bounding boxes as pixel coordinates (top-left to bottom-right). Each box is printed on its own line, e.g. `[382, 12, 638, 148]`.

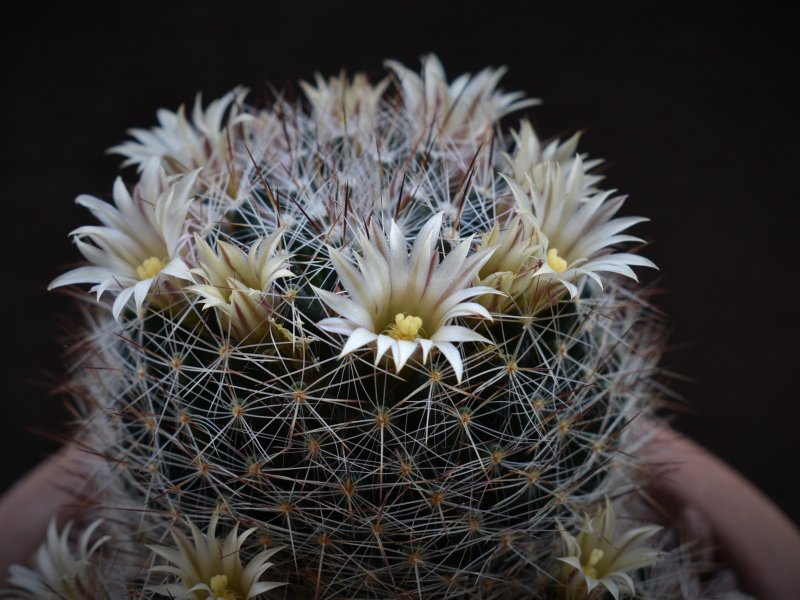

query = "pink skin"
[0, 444, 88, 577]
[1, 429, 798, 598]
[642, 426, 800, 600]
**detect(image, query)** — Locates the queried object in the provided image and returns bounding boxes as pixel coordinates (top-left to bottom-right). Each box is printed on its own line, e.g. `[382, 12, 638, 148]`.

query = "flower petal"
[112, 286, 136, 321]
[430, 325, 489, 344]
[434, 341, 464, 383]
[314, 287, 375, 331]
[340, 327, 378, 356]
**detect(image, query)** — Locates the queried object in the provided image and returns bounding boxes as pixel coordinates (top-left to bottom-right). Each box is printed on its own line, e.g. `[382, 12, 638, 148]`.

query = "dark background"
[2, 3, 798, 525]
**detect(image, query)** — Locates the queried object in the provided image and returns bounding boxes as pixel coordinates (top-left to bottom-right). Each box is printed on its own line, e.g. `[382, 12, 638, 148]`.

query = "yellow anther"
[210, 574, 229, 594]
[587, 548, 603, 566]
[386, 313, 424, 341]
[209, 574, 238, 599]
[546, 248, 568, 273]
[136, 256, 166, 280]
[584, 547, 604, 578]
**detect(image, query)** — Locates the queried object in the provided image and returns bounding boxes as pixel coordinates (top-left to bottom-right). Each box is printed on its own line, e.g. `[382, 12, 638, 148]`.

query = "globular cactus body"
[42, 56, 671, 599]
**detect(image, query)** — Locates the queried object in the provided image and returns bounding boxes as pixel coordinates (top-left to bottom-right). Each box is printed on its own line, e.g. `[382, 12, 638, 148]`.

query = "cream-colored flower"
[109, 87, 250, 175]
[385, 54, 538, 148]
[503, 119, 602, 192]
[558, 498, 661, 600]
[49, 160, 196, 320]
[188, 231, 298, 345]
[300, 70, 389, 142]
[474, 210, 543, 312]
[314, 213, 498, 382]
[502, 158, 656, 312]
[6, 519, 110, 600]
[148, 514, 284, 600]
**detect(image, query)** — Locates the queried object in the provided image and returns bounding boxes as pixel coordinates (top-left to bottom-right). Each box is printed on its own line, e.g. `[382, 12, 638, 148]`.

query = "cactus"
[5, 519, 115, 600]
[13, 55, 746, 599]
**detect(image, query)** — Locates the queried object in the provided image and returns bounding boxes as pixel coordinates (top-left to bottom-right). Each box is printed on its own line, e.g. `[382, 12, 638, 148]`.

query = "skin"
[1, 429, 798, 598]
[0, 444, 87, 575]
[641, 425, 800, 600]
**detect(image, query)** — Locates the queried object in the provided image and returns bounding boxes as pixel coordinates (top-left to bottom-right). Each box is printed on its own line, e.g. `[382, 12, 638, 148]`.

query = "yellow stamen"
[386, 313, 424, 341]
[209, 574, 238, 600]
[547, 248, 568, 273]
[210, 574, 228, 594]
[584, 547, 604, 578]
[136, 256, 166, 280]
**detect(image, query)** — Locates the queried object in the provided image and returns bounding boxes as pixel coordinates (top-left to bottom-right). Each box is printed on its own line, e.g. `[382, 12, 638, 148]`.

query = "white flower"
[188, 231, 298, 345]
[503, 158, 656, 311]
[474, 210, 543, 312]
[503, 119, 603, 192]
[385, 54, 538, 148]
[109, 87, 250, 175]
[558, 498, 661, 600]
[6, 519, 110, 600]
[300, 70, 389, 141]
[148, 514, 284, 600]
[48, 160, 196, 320]
[314, 213, 498, 382]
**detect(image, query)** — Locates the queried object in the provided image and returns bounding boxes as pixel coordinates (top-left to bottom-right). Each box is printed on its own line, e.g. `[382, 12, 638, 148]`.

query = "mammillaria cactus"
[6, 55, 752, 599]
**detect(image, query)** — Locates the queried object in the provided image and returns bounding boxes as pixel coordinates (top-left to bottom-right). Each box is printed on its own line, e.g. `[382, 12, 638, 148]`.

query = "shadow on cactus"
[34, 55, 691, 599]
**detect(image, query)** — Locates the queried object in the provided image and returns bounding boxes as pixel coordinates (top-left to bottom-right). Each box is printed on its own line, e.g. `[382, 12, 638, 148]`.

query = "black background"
[2, 2, 798, 526]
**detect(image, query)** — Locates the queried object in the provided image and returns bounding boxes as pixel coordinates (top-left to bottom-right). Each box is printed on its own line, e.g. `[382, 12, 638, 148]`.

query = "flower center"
[136, 256, 166, 280]
[209, 574, 238, 600]
[546, 248, 568, 273]
[583, 548, 604, 578]
[386, 313, 423, 341]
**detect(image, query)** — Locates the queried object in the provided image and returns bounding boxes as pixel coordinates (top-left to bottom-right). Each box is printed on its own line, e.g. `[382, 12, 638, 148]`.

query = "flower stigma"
[547, 248, 568, 273]
[209, 574, 238, 600]
[583, 548, 604, 578]
[387, 313, 424, 341]
[136, 256, 166, 280]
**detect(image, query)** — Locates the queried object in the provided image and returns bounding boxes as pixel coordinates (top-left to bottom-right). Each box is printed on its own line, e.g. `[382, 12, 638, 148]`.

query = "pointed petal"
[557, 278, 578, 298]
[434, 341, 464, 383]
[112, 286, 136, 320]
[430, 325, 489, 344]
[48, 266, 116, 290]
[439, 301, 494, 322]
[314, 287, 375, 330]
[317, 318, 357, 335]
[248, 581, 287, 597]
[133, 277, 154, 310]
[329, 247, 372, 307]
[375, 335, 393, 363]
[393, 339, 418, 371]
[161, 258, 192, 280]
[418, 338, 434, 363]
[340, 327, 378, 356]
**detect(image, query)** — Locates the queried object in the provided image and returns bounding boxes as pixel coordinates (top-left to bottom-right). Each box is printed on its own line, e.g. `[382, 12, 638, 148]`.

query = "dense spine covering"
[20, 55, 701, 599]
